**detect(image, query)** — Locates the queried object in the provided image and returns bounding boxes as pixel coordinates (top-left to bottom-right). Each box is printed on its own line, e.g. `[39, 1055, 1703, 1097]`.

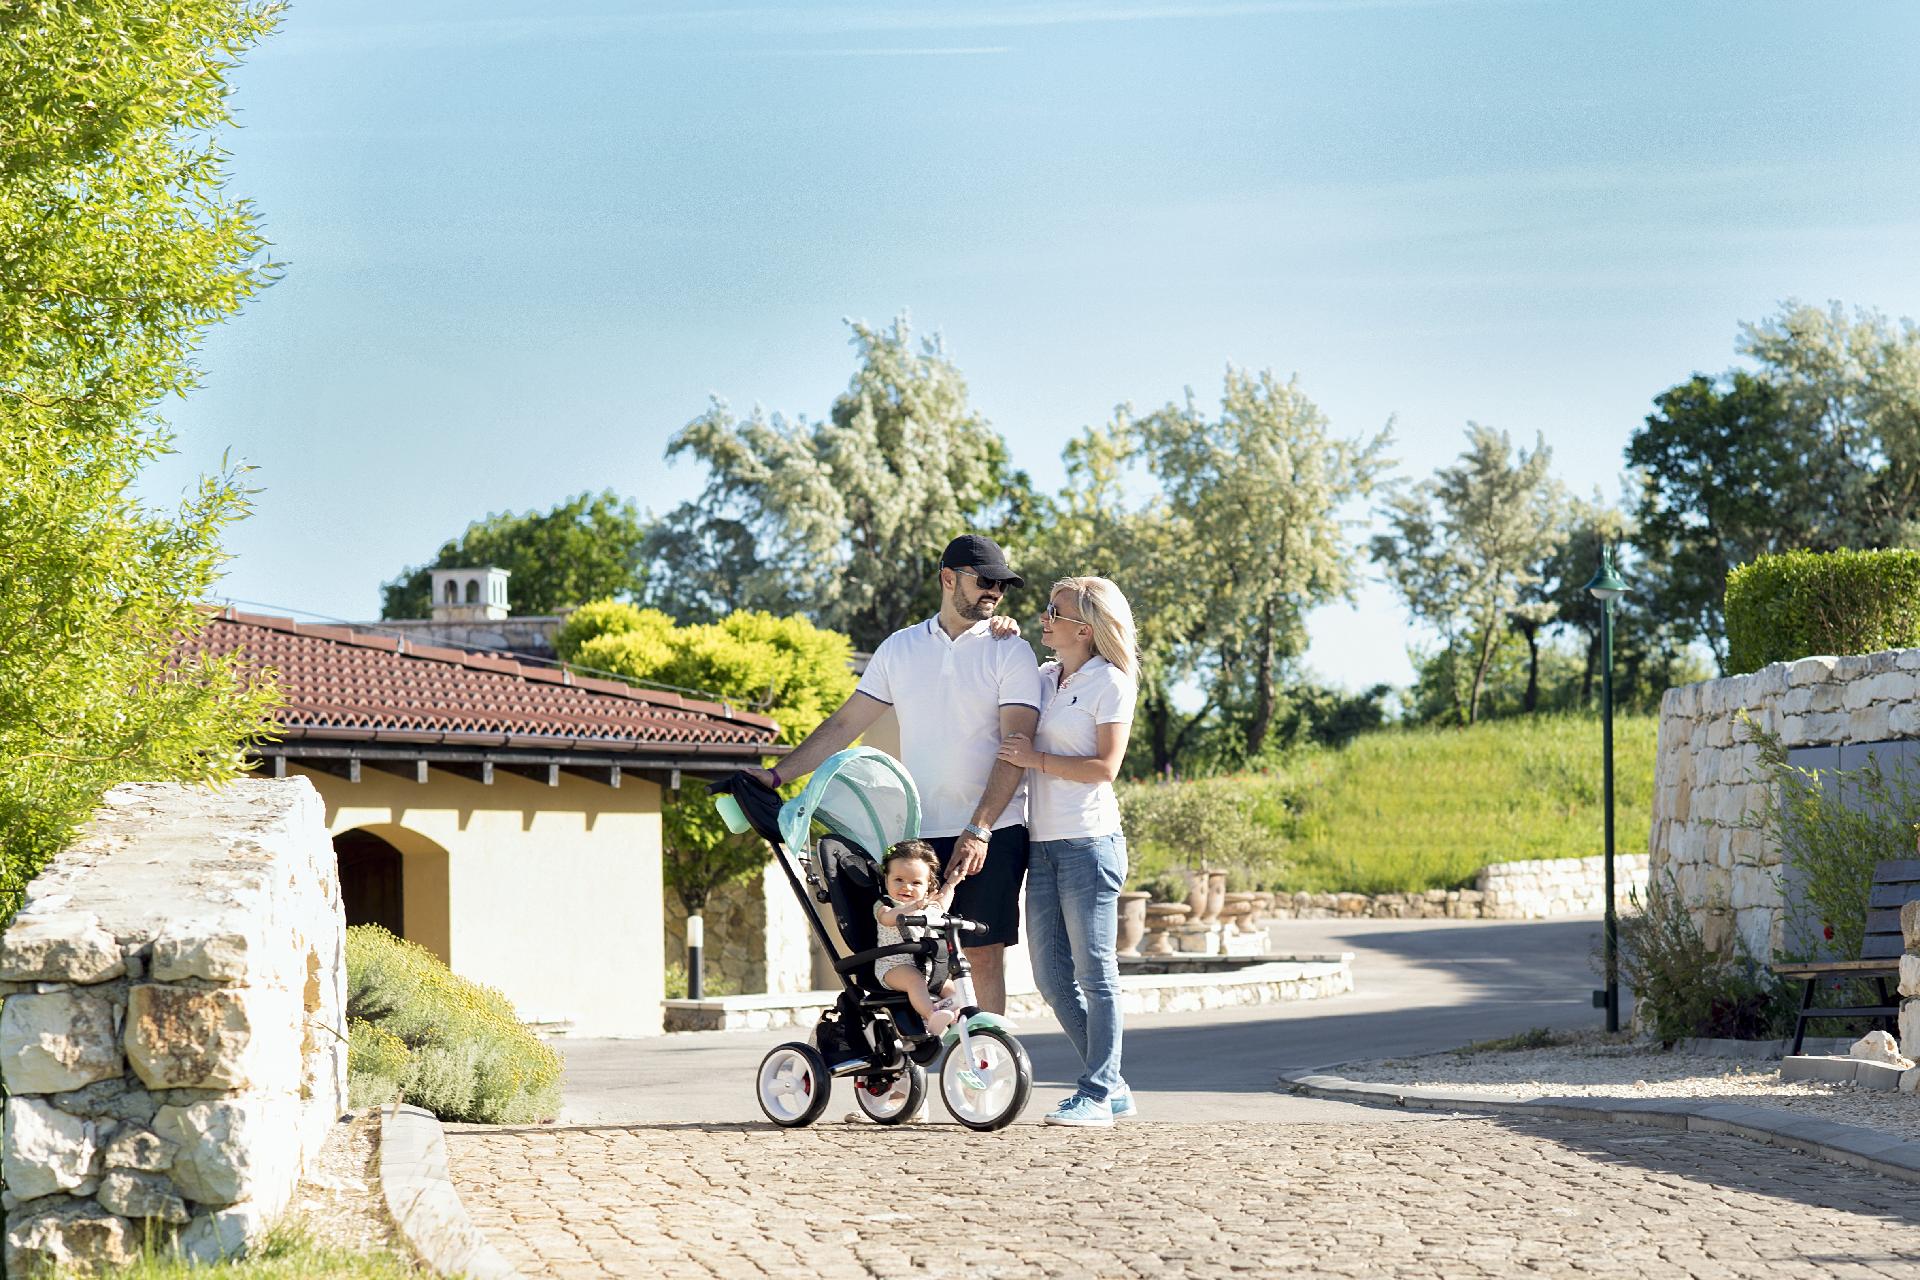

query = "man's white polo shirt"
[855, 617, 1042, 839]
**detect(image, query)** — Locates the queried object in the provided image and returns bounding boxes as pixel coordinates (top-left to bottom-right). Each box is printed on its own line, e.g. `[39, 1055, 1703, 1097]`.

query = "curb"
[1280, 1067, 1920, 1185]
[379, 1103, 524, 1279]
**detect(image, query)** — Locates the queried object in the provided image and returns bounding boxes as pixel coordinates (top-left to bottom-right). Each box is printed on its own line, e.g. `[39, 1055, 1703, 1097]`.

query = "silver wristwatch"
[962, 822, 992, 842]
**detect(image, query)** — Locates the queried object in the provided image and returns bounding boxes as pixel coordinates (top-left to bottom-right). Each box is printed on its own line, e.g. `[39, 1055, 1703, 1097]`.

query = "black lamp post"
[1585, 543, 1628, 1032]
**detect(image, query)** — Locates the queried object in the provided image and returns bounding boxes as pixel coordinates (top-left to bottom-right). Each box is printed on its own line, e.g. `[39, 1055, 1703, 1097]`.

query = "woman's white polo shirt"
[854, 617, 1042, 839]
[1029, 655, 1136, 842]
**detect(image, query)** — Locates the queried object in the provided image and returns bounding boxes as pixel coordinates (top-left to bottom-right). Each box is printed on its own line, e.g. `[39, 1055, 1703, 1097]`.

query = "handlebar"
[900, 913, 987, 934]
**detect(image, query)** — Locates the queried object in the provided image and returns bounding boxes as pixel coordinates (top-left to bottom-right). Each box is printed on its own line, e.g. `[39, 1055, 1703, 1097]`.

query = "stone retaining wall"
[664, 957, 1353, 1032]
[1258, 854, 1648, 922]
[1651, 649, 1920, 958]
[0, 780, 347, 1272]
[664, 860, 815, 997]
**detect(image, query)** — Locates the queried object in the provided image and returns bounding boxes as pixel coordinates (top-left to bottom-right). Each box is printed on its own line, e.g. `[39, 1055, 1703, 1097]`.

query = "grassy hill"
[1121, 712, 1661, 897]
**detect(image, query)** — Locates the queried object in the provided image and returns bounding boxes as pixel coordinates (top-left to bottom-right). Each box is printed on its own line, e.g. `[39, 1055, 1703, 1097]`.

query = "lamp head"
[1585, 544, 1628, 602]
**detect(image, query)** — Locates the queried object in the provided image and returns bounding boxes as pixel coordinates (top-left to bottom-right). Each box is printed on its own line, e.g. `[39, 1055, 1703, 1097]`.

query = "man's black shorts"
[925, 825, 1029, 948]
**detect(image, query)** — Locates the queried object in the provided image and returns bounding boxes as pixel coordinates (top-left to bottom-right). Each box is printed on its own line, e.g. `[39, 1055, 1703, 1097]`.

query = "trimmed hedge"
[345, 925, 562, 1124]
[1724, 549, 1920, 675]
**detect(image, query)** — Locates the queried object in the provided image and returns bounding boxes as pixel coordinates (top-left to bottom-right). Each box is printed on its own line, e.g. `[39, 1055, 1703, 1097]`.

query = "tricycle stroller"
[711, 747, 1033, 1131]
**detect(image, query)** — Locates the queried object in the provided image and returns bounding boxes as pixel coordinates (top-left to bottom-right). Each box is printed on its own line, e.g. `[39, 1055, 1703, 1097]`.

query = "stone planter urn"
[1249, 890, 1274, 925]
[1207, 870, 1228, 923]
[1185, 869, 1214, 923]
[1117, 891, 1151, 956]
[1142, 902, 1190, 955]
[1221, 891, 1257, 934]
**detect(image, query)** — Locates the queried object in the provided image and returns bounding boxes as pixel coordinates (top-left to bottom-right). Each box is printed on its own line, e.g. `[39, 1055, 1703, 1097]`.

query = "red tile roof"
[188, 610, 780, 757]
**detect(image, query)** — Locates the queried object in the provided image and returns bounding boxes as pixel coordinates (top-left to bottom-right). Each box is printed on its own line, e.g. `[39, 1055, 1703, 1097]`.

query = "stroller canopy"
[780, 747, 920, 859]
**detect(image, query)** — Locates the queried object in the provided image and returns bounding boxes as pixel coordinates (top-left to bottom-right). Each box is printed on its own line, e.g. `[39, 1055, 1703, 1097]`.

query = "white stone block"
[1849, 704, 1894, 744]
[1788, 655, 1838, 686]
[1834, 654, 1872, 682]
[0, 990, 123, 1094]
[1747, 664, 1790, 702]
[0, 915, 123, 984]
[1891, 703, 1920, 738]
[125, 983, 283, 1091]
[1851, 1029, 1913, 1067]
[4, 1200, 138, 1275]
[175, 1202, 271, 1265]
[150, 927, 252, 983]
[1901, 953, 1920, 1000]
[97, 1169, 189, 1224]
[2, 1097, 99, 1201]
[152, 1099, 294, 1207]
[101, 1122, 174, 1172]
[1903, 1000, 1920, 1061]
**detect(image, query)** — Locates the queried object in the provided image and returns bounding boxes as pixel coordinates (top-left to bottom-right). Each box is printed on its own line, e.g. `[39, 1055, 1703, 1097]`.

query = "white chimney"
[429, 566, 511, 622]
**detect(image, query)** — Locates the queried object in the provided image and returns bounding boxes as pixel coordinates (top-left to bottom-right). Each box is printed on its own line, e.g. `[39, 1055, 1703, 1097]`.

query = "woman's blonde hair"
[1051, 576, 1139, 679]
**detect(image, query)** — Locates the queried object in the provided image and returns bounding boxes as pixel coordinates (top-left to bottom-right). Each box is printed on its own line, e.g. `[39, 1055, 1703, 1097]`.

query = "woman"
[996, 575, 1138, 1127]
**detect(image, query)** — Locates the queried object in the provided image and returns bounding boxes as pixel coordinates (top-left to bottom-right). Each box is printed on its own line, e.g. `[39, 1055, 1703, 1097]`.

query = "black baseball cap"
[940, 533, 1024, 587]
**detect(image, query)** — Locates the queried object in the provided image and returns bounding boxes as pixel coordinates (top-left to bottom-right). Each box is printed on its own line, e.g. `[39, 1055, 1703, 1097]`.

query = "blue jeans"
[1026, 834, 1127, 1103]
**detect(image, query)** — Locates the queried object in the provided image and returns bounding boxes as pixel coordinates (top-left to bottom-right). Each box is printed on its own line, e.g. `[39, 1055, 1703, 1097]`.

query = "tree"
[380, 491, 651, 619]
[1624, 301, 1920, 668]
[1535, 492, 1634, 705]
[1738, 300, 1920, 548]
[649, 316, 1032, 648]
[1133, 368, 1393, 760]
[0, 1, 284, 902]
[1021, 421, 1206, 775]
[1625, 372, 1830, 668]
[1374, 426, 1566, 725]
[555, 604, 855, 917]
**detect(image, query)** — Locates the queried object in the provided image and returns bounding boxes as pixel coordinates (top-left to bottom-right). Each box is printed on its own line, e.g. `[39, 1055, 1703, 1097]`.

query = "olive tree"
[0, 1, 284, 905]
[649, 316, 1032, 647]
[1373, 425, 1566, 725]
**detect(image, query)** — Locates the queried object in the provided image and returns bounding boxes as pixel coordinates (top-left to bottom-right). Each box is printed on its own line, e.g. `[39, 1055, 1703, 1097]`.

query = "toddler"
[874, 840, 963, 1036]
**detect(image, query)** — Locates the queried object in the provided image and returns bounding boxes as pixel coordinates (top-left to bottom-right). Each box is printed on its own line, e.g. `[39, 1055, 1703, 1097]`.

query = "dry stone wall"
[664, 860, 815, 997]
[1255, 854, 1647, 922]
[1651, 649, 1920, 959]
[0, 780, 347, 1273]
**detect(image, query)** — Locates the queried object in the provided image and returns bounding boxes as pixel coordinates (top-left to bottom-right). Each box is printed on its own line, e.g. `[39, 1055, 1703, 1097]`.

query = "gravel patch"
[1343, 1031, 1920, 1144]
[285, 1108, 411, 1259]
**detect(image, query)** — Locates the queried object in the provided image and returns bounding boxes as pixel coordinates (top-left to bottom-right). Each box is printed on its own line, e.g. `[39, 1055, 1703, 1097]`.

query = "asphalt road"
[558, 914, 1612, 1127]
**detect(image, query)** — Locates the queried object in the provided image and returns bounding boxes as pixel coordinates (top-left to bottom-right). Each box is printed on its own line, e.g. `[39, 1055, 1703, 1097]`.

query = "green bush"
[345, 925, 562, 1124]
[663, 961, 739, 1000]
[1744, 717, 1920, 964]
[1616, 874, 1794, 1046]
[1724, 548, 1920, 675]
[1116, 777, 1286, 893]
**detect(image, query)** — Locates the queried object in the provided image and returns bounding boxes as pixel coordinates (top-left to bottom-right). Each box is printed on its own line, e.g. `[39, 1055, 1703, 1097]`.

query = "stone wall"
[664, 861, 815, 996]
[1651, 650, 1920, 959]
[1478, 853, 1650, 919]
[1253, 854, 1649, 922]
[0, 780, 347, 1272]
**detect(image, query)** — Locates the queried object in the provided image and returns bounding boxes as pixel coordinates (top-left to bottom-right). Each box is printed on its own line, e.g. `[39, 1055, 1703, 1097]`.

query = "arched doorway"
[334, 828, 405, 937]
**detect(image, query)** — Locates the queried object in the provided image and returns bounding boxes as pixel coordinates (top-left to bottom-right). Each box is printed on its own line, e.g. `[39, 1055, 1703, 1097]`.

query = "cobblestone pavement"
[444, 1115, 1920, 1279]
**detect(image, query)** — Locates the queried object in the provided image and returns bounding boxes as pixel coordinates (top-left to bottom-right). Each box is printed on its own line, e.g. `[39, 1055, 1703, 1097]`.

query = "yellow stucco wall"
[295, 764, 667, 1038]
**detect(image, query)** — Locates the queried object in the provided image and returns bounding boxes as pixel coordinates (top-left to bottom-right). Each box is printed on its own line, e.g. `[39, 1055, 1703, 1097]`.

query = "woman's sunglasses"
[1042, 602, 1088, 625]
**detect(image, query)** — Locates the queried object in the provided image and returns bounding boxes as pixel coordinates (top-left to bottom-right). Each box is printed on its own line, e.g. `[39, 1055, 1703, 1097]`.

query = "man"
[747, 533, 1040, 1013]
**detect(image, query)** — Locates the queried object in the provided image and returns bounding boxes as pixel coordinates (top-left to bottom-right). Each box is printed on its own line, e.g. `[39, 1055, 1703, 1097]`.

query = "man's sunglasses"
[954, 567, 1007, 592]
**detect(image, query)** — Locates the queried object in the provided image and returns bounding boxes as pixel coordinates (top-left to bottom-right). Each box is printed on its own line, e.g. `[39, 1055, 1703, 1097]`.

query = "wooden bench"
[1771, 858, 1919, 1055]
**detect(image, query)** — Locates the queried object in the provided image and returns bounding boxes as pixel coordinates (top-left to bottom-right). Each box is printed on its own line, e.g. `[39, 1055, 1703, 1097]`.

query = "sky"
[144, 0, 1920, 690]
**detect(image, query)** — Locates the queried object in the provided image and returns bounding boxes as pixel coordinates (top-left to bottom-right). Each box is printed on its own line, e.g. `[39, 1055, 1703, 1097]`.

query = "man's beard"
[958, 592, 999, 621]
